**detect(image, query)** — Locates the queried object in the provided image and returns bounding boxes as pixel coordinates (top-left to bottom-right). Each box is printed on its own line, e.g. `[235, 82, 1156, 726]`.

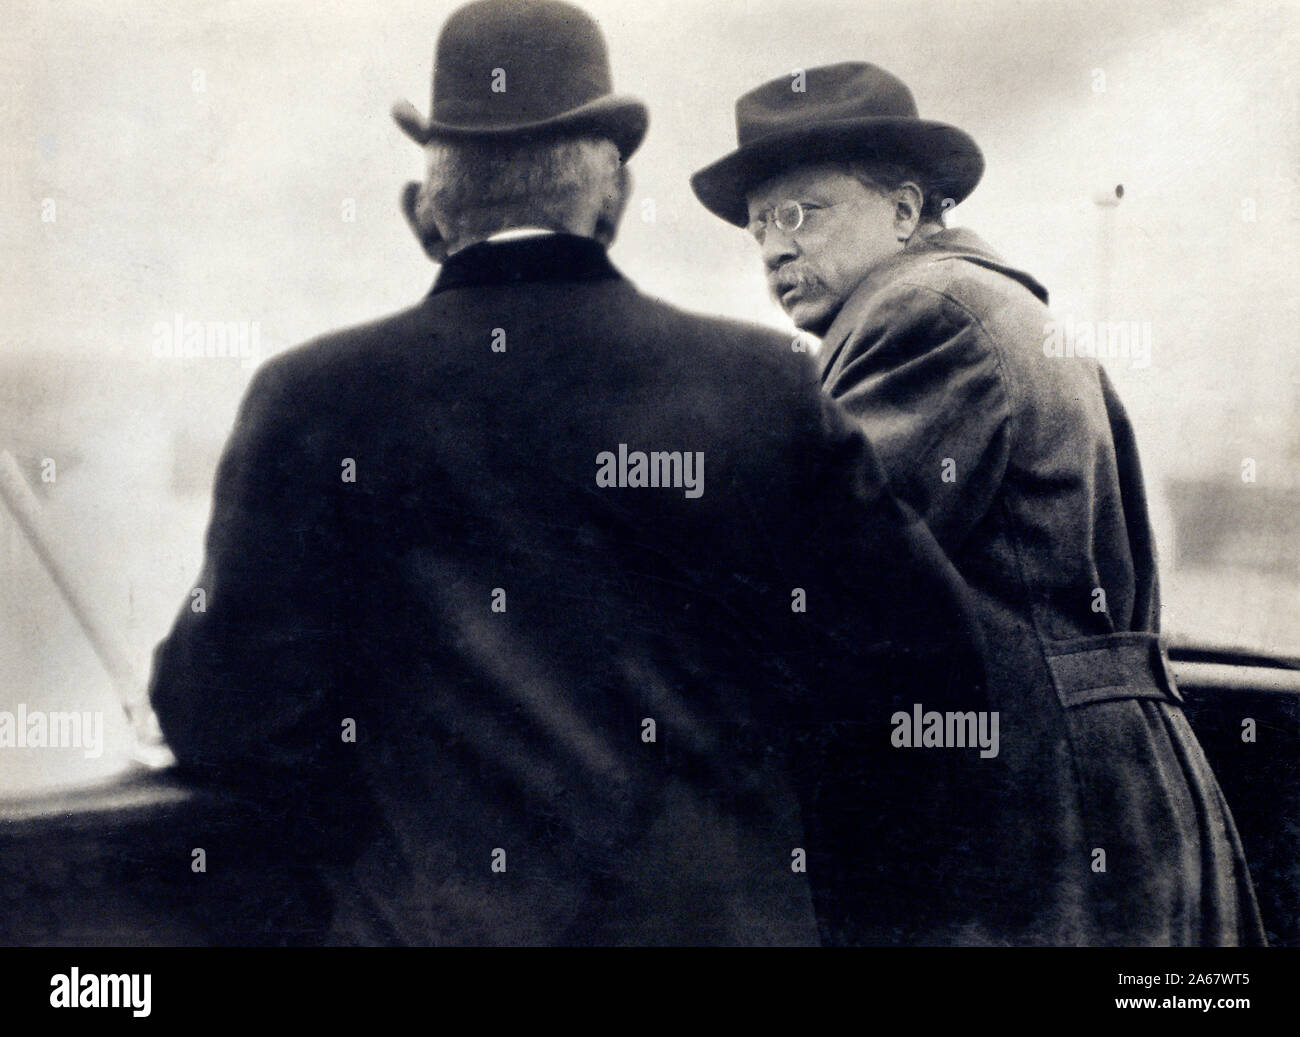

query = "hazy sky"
[4, 1, 1296, 461]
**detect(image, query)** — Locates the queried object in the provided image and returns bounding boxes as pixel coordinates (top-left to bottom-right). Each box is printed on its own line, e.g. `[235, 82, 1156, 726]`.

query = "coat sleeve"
[823, 281, 1012, 558]
[147, 356, 350, 790]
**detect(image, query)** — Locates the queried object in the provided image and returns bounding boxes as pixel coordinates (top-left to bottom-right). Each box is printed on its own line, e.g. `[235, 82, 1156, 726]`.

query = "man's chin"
[785, 300, 835, 338]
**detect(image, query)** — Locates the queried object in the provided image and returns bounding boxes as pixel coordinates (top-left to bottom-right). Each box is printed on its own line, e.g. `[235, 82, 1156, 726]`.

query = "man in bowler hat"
[147, 5, 982, 944]
[692, 61, 1266, 944]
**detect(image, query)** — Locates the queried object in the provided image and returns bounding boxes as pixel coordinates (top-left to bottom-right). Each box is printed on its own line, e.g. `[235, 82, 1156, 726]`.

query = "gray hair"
[416, 135, 623, 245]
[841, 160, 948, 225]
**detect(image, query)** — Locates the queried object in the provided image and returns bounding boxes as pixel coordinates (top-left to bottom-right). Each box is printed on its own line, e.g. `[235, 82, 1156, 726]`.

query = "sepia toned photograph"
[0, 0, 1295, 989]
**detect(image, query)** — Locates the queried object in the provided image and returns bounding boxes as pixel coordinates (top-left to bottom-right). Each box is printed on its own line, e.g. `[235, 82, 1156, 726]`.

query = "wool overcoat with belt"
[812, 226, 1266, 945]
[146, 232, 986, 945]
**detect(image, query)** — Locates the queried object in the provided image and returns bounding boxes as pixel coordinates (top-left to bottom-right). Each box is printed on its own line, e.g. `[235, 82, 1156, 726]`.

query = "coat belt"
[1044, 632, 1183, 710]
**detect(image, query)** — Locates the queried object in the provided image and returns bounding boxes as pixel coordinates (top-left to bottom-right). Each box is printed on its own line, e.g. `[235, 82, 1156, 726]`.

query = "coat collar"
[815, 227, 1049, 377]
[429, 233, 623, 295]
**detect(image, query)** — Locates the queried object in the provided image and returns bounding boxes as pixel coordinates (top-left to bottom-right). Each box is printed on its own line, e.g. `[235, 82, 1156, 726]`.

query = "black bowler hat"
[691, 62, 983, 227]
[392, 0, 648, 159]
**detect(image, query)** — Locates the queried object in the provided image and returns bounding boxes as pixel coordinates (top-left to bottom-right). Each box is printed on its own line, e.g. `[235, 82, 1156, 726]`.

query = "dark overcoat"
[814, 227, 1266, 945]
[147, 233, 983, 945]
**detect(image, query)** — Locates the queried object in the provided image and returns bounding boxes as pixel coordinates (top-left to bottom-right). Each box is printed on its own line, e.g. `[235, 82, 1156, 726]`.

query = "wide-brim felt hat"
[393, 0, 648, 160]
[691, 62, 983, 227]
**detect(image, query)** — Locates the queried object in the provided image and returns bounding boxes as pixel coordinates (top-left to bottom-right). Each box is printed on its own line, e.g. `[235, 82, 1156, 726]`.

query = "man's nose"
[761, 227, 799, 270]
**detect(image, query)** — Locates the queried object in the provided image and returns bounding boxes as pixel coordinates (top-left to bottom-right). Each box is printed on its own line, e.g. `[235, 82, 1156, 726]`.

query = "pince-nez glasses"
[746, 200, 811, 243]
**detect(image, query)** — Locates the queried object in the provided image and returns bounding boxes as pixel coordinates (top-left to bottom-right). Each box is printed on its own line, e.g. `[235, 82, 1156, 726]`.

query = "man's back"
[149, 233, 981, 944]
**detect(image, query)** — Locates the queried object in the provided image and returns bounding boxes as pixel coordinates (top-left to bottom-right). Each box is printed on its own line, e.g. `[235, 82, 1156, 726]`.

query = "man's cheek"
[815, 260, 848, 299]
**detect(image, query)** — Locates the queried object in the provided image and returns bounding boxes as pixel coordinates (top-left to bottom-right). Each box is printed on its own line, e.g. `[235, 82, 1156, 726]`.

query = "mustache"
[767, 265, 825, 304]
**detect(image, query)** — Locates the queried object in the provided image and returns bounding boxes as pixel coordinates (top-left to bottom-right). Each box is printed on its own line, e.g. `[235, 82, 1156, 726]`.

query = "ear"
[891, 181, 924, 242]
[401, 181, 449, 263]
[592, 164, 633, 248]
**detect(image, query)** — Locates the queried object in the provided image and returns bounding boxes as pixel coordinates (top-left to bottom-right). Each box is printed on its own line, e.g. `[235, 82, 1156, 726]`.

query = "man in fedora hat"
[147, 6, 983, 945]
[692, 61, 1266, 945]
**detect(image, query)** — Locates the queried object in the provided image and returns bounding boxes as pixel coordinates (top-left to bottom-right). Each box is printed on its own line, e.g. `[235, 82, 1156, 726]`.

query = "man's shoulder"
[260, 301, 437, 377]
[265, 281, 798, 370]
[882, 251, 1050, 328]
[828, 252, 1028, 375]
[236, 297, 453, 415]
[242, 284, 820, 427]
[827, 243, 1106, 414]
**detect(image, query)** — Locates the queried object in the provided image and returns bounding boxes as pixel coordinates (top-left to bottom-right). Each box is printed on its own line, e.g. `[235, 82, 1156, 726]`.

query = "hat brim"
[690, 118, 984, 227]
[393, 94, 649, 161]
